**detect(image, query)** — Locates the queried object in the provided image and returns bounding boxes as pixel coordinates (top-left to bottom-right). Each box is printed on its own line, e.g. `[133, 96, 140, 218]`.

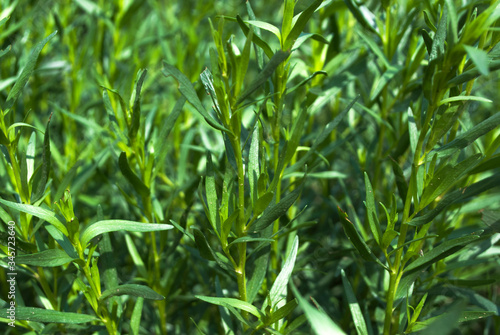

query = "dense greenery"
[1, 0, 499, 334]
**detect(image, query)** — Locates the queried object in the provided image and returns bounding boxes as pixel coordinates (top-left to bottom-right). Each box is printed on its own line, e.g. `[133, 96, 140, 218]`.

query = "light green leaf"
[341, 270, 368, 335]
[246, 20, 281, 40]
[100, 284, 164, 301]
[80, 220, 172, 248]
[364, 172, 381, 245]
[438, 95, 492, 106]
[0, 199, 67, 236]
[195, 295, 263, 319]
[291, 283, 345, 335]
[249, 126, 260, 206]
[269, 236, 298, 310]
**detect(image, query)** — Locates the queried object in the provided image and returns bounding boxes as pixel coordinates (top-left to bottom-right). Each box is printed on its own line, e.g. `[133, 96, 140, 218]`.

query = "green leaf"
[364, 172, 381, 245]
[249, 126, 260, 206]
[0, 307, 98, 324]
[248, 180, 303, 232]
[162, 62, 231, 133]
[343, 0, 378, 34]
[341, 270, 368, 335]
[193, 227, 216, 261]
[15, 248, 75, 267]
[129, 69, 147, 140]
[236, 49, 290, 105]
[154, 97, 185, 176]
[420, 154, 482, 209]
[415, 301, 465, 334]
[429, 6, 447, 63]
[6, 31, 57, 108]
[447, 60, 500, 86]
[228, 236, 274, 247]
[290, 283, 345, 335]
[404, 234, 482, 274]
[338, 207, 389, 271]
[254, 191, 275, 216]
[100, 284, 164, 301]
[32, 114, 52, 202]
[438, 95, 492, 106]
[236, 15, 274, 59]
[247, 235, 271, 304]
[269, 236, 298, 310]
[458, 310, 496, 323]
[267, 299, 298, 325]
[130, 297, 144, 335]
[245, 20, 281, 40]
[408, 174, 500, 227]
[118, 152, 150, 198]
[0, 199, 67, 236]
[286, 96, 358, 175]
[205, 151, 219, 233]
[80, 220, 172, 248]
[284, 0, 323, 50]
[195, 295, 263, 319]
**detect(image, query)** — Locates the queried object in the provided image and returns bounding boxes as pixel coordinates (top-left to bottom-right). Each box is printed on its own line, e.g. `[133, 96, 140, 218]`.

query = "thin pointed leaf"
[341, 270, 368, 335]
[6, 31, 57, 107]
[16, 248, 76, 267]
[80, 220, 172, 248]
[0, 307, 98, 324]
[269, 236, 298, 309]
[195, 296, 263, 319]
[236, 50, 290, 105]
[364, 172, 381, 245]
[404, 234, 482, 274]
[0, 199, 67, 236]
[162, 62, 231, 133]
[118, 152, 150, 198]
[100, 284, 164, 301]
[284, 0, 323, 50]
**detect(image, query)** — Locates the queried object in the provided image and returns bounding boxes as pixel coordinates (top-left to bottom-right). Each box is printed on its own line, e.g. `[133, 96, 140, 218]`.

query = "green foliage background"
[0, 0, 499, 334]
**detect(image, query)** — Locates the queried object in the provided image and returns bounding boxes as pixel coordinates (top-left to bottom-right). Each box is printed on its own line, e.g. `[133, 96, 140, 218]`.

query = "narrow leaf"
[118, 152, 150, 198]
[195, 295, 263, 319]
[80, 220, 172, 248]
[16, 248, 75, 267]
[341, 270, 369, 335]
[0, 199, 67, 236]
[100, 284, 164, 301]
[6, 31, 57, 107]
[404, 234, 482, 274]
[162, 62, 231, 133]
[0, 307, 98, 324]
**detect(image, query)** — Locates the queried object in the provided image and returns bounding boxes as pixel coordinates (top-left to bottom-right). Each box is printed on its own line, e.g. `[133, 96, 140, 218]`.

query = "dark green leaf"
[32, 114, 52, 202]
[364, 172, 381, 245]
[0, 307, 98, 324]
[420, 154, 482, 208]
[236, 50, 290, 105]
[195, 295, 263, 319]
[100, 284, 164, 301]
[129, 69, 147, 140]
[118, 152, 150, 198]
[343, 0, 378, 34]
[404, 234, 482, 274]
[248, 180, 303, 232]
[16, 248, 75, 267]
[6, 31, 57, 107]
